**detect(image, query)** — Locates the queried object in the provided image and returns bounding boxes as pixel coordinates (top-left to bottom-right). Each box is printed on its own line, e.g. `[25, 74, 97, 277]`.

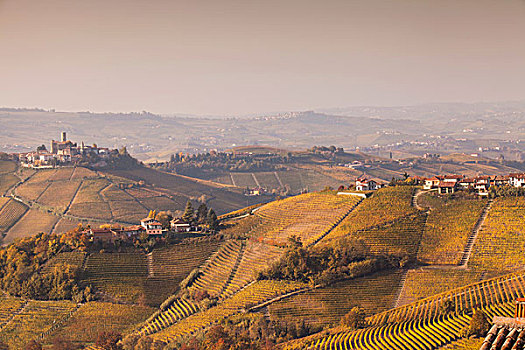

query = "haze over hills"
[3, 101, 525, 162]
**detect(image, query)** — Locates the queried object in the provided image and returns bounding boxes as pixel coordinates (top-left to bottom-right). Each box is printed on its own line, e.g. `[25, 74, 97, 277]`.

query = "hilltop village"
[13, 132, 126, 169]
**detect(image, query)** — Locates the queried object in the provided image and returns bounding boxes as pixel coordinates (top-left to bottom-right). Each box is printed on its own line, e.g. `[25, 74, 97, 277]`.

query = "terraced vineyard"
[0, 199, 28, 234]
[268, 270, 404, 329]
[0, 300, 77, 349]
[82, 252, 149, 303]
[250, 192, 363, 245]
[469, 197, 525, 272]
[417, 194, 487, 265]
[294, 272, 523, 350]
[49, 302, 154, 344]
[323, 186, 417, 243]
[352, 212, 427, 258]
[302, 312, 473, 350]
[0, 294, 26, 325]
[150, 280, 308, 343]
[41, 251, 87, 274]
[4, 208, 58, 244]
[149, 239, 223, 279]
[367, 271, 525, 326]
[188, 240, 246, 298]
[396, 268, 485, 307]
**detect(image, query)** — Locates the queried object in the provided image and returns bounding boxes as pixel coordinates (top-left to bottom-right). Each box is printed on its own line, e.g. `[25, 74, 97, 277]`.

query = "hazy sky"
[1, 0, 525, 115]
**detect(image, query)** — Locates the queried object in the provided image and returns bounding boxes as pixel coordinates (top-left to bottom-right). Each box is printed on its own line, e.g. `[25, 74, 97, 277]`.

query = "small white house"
[509, 173, 525, 188]
[355, 178, 378, 191]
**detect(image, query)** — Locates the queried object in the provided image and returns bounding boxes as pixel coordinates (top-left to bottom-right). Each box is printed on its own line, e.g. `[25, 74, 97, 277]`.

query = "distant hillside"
[0, 161, 268, 243]
[4, 102, 525, 161]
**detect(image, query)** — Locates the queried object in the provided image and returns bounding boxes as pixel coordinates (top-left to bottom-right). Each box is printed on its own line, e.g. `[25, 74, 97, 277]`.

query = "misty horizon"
[1, 0, 525, 115]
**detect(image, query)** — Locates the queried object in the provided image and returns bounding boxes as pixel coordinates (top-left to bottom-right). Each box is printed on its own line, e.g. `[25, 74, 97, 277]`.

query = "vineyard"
[417, 194, 487, 265]
[323, 186, 417, 243]
[469, 197, 525, 272]
[82, 253, 149, 303]
[251, 192, 363, 245]
[396, 268, 485, 307]
[0, 300, 77, 349]
[49, 302, 154, 344]
[4, 209, 58, 244]
[268, 270, 404, 329]
[367, 271, 525, 326]
[291, 270, 525, 350]
[41, 251, 87, 274]
[0, 199, 28, 234]
[150, 280, 308, 343]
[150, 239, 223, 279]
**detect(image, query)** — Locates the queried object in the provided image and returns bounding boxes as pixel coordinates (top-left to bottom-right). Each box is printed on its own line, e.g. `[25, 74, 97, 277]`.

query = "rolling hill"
[0, 161, 267, 243]
[0, 183, 524, 349]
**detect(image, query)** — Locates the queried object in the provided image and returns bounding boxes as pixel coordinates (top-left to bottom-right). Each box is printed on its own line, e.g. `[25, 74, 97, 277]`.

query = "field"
[41, 251, 87, 274]
[49, 302, 154, 344]
[4, 208, 58, 244]
[469, 197, 525, 272]
[396, 268, 486, 307]
[211, 168, 345, 194]
[82, 253, 149, 303]
[0, 300, 77, 349]
[37, 180, 82, 213]
[149, 279, 308, 342]
[323, 186, 417, 243]
[0, 173, 18, 196]
[108, 166, 266, 215]
[267, 270, 404, 329]
[0, 199, 28, 234]
[417, 193, 487, 264]
[250, 192, 363, 245]
[295, 270, 525, 350]
[9, 167, 183, 236]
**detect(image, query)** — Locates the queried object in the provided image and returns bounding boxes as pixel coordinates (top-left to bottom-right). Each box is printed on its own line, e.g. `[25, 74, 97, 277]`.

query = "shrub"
[341, 307, 367, 330]
[468, 309, 490, 337]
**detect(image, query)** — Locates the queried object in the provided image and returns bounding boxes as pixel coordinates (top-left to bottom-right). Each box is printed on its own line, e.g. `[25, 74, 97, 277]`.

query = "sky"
[1, 0, 525, 116]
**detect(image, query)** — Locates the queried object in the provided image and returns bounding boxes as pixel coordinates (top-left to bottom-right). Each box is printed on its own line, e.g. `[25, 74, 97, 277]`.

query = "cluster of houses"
[355, 173, 525, 196]
[422, 174, 513, 195]
[18, 132, 113, 168]
[83, 216, 199, 242]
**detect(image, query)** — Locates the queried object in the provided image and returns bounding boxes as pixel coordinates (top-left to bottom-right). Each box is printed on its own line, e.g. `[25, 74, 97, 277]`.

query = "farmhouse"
[170, 218, 193, 232]
[86, 228, 123, 242]
[437, 181, 457, 194]
[355, 177, 378, 191]
[423, 176, 442, 190]
[140, 217, 164, 235]
[509, 173, 525, 188]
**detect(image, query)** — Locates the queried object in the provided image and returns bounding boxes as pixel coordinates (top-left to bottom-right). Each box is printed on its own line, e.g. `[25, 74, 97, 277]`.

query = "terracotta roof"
[438, 181, 457, 188]
[480, 322, 525, 350]
[510, 173, 525, 179]
[171, 219, 190, 225]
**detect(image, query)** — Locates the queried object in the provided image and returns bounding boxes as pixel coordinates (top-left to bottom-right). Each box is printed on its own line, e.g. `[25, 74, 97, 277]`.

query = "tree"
[468, 309, 490, 337]
[341, 307, 366, 330]
[182, 201, 195, 223]
[51, 337, 78, 350]
[155, 211, 173, 229]
[95, 331, 122, 350]
[25, 340, 43, 350]
[196, 203, 208, 224]
[206, 208, 219, 231]
[36, 144, 47, 152]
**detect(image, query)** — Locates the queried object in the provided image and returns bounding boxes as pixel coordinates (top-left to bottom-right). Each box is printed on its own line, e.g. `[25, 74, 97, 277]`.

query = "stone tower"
[61, 131, 67, 142]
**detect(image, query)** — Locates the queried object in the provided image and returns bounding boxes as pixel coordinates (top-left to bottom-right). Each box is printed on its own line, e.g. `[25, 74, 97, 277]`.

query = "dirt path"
[458, 199, 493, 268]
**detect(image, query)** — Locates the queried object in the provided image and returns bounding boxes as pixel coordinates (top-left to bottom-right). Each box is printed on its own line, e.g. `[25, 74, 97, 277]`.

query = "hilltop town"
[12, 132, 129, 169]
